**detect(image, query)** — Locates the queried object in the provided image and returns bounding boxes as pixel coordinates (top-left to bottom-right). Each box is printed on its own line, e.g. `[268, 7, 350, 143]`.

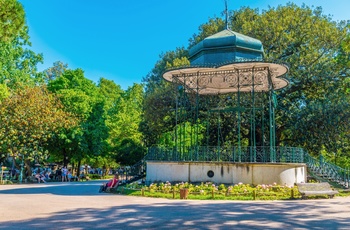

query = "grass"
[114, 181, 350, 200]
[115, 182, 303, 200]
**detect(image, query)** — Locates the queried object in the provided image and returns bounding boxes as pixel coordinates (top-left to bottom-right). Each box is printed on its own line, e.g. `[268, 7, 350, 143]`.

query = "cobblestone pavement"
[0, 181, 349, 229]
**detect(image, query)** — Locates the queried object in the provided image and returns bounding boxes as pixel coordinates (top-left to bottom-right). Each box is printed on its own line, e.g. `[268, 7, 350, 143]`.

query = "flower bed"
[119, 181, 301, 200]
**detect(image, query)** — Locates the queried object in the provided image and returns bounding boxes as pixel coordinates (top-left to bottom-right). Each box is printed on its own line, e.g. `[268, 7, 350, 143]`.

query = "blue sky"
[18, 0, 349, 89]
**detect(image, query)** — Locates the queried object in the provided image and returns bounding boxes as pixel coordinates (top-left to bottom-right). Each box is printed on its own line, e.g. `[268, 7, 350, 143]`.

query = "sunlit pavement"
[0, 181, 350, 229]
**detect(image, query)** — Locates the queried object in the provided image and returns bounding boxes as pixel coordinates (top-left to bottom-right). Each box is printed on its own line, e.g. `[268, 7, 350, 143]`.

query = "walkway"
[0, 181, 349, 229]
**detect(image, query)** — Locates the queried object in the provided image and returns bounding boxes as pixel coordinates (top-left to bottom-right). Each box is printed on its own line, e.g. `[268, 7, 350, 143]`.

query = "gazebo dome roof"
[189, 29, 264, 66]
[162, 29, 289, 95]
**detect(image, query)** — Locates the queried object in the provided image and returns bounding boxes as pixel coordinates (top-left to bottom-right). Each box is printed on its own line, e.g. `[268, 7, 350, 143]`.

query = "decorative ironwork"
[146, 146, 305, 163]
[163, 62, 288, 94]
[305, 154, 350, 188]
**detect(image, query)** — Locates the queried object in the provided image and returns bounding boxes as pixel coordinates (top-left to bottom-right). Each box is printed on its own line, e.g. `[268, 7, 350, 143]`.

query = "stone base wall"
[146, 161, 307, 187]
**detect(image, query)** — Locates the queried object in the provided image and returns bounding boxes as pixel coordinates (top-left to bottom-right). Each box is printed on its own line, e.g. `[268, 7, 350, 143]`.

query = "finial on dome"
[224, 0, 229, 30]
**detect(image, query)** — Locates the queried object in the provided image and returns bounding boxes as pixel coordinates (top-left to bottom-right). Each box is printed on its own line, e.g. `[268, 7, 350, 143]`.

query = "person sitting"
[67, 170, 73, 182]
[99, 174, 119, 193]
[79, 171, 90, 181]
[44, 170, 51, 181]
[35, 171, 47, 183]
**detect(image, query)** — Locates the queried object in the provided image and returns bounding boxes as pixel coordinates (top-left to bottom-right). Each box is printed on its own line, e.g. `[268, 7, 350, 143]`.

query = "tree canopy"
[0, 86, 78, 173]
[0, 0, 25, 43]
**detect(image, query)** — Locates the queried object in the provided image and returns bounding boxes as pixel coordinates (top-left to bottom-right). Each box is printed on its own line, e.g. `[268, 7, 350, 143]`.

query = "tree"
[0, 0, 25, 43]
[108, 83, 145, 164]
[115, 138, 145, 165]
[0, 0, 43, 88]
[80, 101, 109, 159]
[47, 68, 100, 166]
[48, 68, 99, 118]
[43, 61, 68, 83]
[0, 86, 78, 175]
[143, 47, 188, 95]
[97, 78, 123, 114]
[0, 30, 43, 89]
[142, 48, 189, 146]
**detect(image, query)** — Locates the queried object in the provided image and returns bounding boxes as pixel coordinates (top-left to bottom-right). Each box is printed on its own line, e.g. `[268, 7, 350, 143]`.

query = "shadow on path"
[1, 182, 349, 229]
[0, 181, 107, 196]
[1, 199, 349, 229]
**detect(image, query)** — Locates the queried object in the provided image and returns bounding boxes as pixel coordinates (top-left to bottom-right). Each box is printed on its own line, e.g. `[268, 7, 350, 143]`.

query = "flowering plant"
[175, 182, 194, 191]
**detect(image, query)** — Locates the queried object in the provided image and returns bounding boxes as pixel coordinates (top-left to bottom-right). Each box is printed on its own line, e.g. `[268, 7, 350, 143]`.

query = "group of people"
[55, 166, 76, 182]
[33, 166, 120, 193]
[33, 166, 80, 183]
[34, 169, 49, 183]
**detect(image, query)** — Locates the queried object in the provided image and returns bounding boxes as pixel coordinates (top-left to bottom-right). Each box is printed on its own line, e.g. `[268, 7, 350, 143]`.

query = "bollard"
[253, 190, 256, 200]
[141, 188, 144, 196]
[211, 189, 214, 199]
[291, 188, 294, 199]
[173, 189, 175, 199]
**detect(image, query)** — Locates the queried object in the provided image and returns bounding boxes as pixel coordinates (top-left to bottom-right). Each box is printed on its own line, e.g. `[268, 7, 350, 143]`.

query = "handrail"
[304, 153, 350, 188]
[145, 146, 305, 163]
[118, 159, 146, 184]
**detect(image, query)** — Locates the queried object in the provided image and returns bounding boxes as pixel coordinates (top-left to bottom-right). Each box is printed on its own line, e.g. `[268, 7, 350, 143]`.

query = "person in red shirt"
[99, 174, 119, 192]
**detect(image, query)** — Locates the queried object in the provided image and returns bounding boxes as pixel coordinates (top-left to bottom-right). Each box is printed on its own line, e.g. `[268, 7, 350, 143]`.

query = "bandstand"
[146, 29, 306, 186]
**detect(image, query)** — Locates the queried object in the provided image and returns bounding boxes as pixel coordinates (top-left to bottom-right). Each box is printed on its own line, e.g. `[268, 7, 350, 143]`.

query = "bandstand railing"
[145, 146, 305, 163]
[304, 153, 350, 188]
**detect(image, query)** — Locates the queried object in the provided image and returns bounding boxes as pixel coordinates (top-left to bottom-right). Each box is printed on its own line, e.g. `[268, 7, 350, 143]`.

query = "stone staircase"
[119, 160, 146, 185]
[305, 154, 350, 188]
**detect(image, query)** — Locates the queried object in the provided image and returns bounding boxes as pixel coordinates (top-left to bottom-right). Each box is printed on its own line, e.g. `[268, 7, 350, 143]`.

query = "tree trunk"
[77, 160, 81, 177]
[63, 148, 68, 167]
[24, 159, 32, 178]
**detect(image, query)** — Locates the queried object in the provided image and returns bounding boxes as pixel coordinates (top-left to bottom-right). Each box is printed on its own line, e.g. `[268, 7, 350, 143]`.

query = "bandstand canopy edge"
[162, 61, 289, 95]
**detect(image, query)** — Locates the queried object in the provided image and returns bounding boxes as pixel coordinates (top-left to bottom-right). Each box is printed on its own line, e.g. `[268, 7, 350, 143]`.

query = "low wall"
[146, 161, 307, 186]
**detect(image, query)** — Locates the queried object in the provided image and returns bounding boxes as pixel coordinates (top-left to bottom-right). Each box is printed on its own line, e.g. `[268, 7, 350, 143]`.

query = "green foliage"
[0, 0, 43, 88]
[47, 68, 104, 166]
[80, 101, 109, 157]
[188, 17, 225, 48]
[109, 84, 144, 144]
[48, 68, 99, 119]
[0, 86, 78, 163]
[0, 26, 43, 88]
[121, 181, 303, 200]
[42, 61, 68, 82]
[141, 84, 177, 146]
[165, 57, 190, 69]
[0, 83, 9, 101]
[0, 0, 25, 43]
[115, 138, 145, 165]
[143, 47, 188, 95]
[97, 78, 123, 113]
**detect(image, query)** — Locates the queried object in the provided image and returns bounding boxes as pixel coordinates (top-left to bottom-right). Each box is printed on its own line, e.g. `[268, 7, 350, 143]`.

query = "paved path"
[0, 181, 349, 229]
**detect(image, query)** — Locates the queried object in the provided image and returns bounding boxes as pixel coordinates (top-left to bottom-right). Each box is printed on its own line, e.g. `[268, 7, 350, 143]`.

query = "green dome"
[189, 29, 264, 66]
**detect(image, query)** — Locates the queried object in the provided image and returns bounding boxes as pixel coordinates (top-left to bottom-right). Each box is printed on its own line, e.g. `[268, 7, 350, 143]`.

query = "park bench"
[105, 181, 120, 193]
[296, 182, 338, 199]
[99, 181, 120, 193]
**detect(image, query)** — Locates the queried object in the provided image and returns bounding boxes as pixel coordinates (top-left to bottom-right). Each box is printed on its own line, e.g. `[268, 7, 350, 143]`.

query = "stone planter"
[180, 188, 189, 199]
